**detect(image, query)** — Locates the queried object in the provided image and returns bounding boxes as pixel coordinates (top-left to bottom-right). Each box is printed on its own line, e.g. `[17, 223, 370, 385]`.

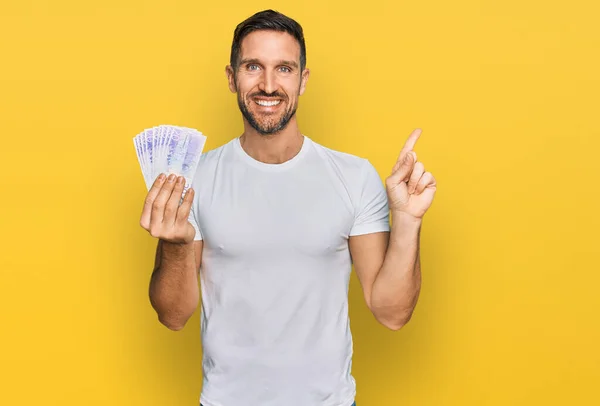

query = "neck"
[239, 116, 304, 164]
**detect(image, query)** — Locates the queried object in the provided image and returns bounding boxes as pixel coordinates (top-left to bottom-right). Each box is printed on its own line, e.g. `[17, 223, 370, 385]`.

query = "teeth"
[256, 100, 281, 107]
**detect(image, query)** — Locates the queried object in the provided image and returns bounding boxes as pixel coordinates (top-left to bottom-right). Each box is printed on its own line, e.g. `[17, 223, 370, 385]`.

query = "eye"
[279, 66, 291, 73]
[247, 64, 260, 71]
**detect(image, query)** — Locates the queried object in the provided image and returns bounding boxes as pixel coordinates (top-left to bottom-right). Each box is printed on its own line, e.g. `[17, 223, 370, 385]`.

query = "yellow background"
[1, 1, 598, 405]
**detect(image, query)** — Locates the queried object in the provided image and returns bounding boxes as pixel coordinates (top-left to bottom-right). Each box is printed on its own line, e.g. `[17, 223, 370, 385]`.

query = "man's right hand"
[140, 173, 196, 244]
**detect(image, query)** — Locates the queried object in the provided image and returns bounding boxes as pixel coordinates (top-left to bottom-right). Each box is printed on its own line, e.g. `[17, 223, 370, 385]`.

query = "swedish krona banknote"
[133, 125, 207, 197]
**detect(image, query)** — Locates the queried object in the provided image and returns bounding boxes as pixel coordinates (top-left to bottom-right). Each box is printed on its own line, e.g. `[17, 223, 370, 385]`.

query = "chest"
[196, 173, 355, 259]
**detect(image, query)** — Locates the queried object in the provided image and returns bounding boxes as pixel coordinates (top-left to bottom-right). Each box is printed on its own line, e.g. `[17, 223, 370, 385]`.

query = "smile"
[254, 99, 282, 107]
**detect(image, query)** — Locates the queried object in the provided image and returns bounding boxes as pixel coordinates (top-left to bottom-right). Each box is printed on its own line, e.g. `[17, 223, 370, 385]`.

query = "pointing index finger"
[397, 128, 422, 162]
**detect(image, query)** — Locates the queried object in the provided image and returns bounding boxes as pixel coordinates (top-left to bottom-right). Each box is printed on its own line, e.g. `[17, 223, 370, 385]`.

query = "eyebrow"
[239, 58, 299, 69]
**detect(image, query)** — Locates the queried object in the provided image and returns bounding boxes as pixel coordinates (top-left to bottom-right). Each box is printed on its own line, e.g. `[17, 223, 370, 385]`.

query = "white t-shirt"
[188, 135, 390, 406]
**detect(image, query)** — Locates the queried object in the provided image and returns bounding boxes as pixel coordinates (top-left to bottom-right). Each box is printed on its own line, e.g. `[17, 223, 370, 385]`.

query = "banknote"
[133, 125, 207, 197]
[179, 130, 206, 192]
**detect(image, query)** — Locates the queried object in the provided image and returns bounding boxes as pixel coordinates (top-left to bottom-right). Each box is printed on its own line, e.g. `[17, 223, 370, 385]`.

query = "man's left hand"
[385, 128, 437, 220]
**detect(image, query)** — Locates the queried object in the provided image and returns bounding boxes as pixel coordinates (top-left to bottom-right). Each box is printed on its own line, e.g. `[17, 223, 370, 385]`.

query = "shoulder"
[308, 137, 379, 182]
[193, 137, 240, 176]
[197, 138, 235, 168]
[189, 138, 235, 191]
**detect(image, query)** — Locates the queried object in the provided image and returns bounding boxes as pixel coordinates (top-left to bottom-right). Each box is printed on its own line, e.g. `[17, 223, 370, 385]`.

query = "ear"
[299, 68, 310, 96]
[225, 65, 237, 93]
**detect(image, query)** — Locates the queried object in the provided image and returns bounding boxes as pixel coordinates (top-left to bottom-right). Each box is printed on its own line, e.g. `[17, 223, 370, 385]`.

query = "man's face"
[227, 30, 309, 135]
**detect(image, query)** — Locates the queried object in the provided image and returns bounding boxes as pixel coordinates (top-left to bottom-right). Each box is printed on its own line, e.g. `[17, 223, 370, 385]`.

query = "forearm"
[371, 212, 422, 329]
[149, 240, 199, 330]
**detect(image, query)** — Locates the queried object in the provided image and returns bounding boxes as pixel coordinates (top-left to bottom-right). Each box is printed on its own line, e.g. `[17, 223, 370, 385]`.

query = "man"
[139, 9, 437, 406]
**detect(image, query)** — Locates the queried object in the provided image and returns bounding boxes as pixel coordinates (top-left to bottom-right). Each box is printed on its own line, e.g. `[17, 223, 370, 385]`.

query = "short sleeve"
[187, 194, 203, 241]
[349, 160, 391, 236]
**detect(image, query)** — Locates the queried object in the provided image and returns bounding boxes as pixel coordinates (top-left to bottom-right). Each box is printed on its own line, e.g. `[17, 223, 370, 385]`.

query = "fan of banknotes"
[133, 125, 207, 196]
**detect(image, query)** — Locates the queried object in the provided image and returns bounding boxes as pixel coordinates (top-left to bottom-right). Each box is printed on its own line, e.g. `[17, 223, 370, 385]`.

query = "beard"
[237, 90, 298, 136]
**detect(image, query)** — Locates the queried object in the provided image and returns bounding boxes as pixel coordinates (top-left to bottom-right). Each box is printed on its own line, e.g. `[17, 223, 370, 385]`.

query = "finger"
[176, 187, 195, 226]
[396, 128, 422, 163]
[140, 173, 167, 230]
[402, 128, 422, 152]
[151, 173, 178, 227]
[163, 176, 186, 226]
[407, 161, 425, 194]
[392, 150, 417, 175]
[415, 172, 436, 195]
[389, 150, 415, 184]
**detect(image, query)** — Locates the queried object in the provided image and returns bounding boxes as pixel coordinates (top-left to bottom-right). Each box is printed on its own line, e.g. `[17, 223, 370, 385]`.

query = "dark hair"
[230, 9, 307, 72]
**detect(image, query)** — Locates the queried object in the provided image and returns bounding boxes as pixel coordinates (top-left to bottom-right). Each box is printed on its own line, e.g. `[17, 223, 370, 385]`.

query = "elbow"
[151, 298, 196, 331]
[158, 314, 189, 331]
[162, 321, 186, 331]
[375, 309, 414, 331]
[385, 318, 410, 331]
[150, 294, 197, 332]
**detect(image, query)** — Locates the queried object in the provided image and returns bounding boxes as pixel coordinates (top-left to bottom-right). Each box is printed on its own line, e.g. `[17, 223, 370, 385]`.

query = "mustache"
[249, 91, 286, 100]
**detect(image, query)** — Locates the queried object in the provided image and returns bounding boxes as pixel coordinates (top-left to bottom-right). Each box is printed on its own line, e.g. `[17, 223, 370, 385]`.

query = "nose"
[258, 69, 277, 95]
